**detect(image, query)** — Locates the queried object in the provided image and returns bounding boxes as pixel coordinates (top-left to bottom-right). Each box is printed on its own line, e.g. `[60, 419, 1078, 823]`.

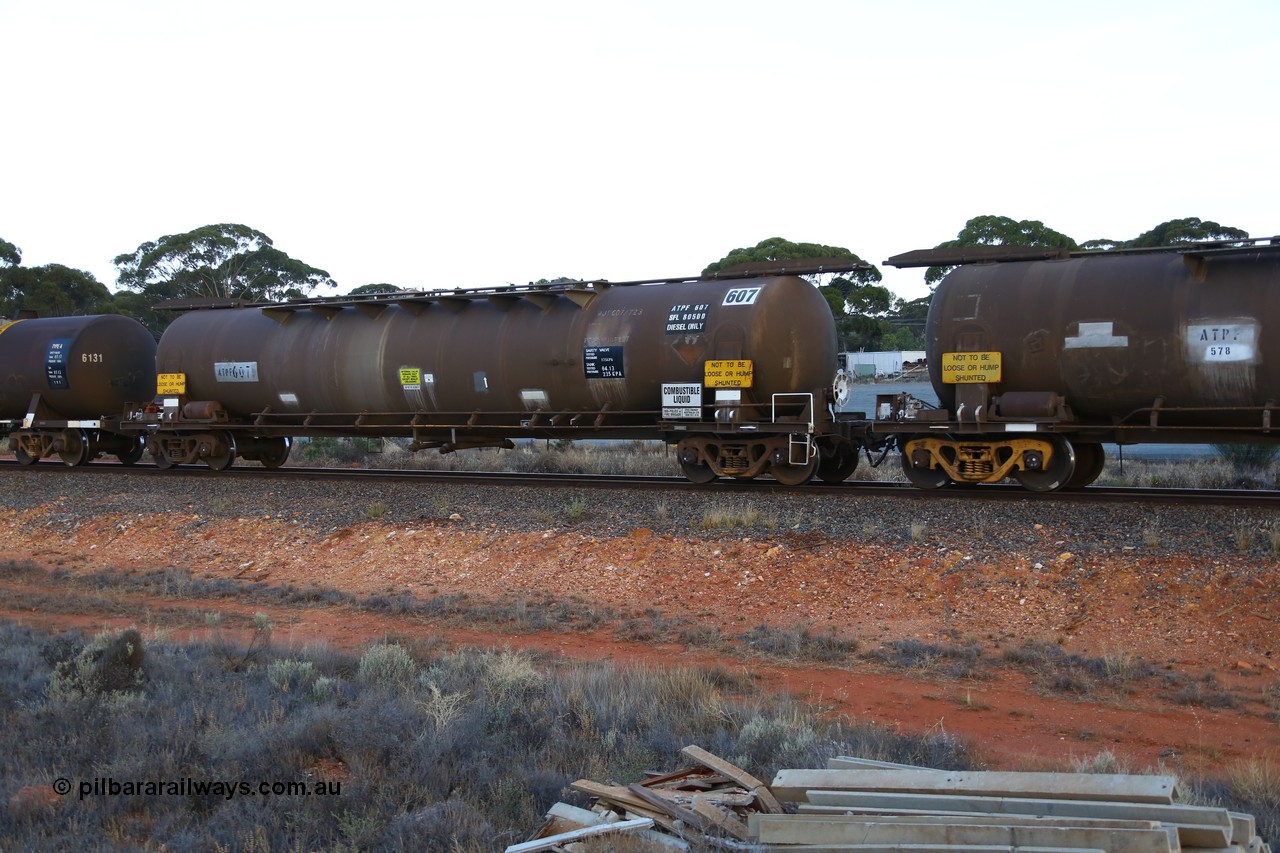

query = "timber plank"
[802, 790, 1231, 847]
[1230, 812, 1257, 845]
[628, 782, 715, 833]
[567, 779, 683, 835]
[755, 847, 1107, 853]
[782, 810, 1161, 831]
[502, 816, 653, 853]
[827, 756, 933, 770]
[689, 795, 752, 841]
[749, 815, 1176, 852]
[681, 744, 785, 813]
[769, 768, 1177, 804]
[756, 847, 1107, 853]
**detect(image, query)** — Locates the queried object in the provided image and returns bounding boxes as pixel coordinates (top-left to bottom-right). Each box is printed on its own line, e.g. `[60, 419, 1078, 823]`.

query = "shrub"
[741, 623, 858, 662]
[0, 622, 984, 852]
[357, 643, 418, 689]
[46, 628, 145, 704]
[1003, 640, 1152, 695]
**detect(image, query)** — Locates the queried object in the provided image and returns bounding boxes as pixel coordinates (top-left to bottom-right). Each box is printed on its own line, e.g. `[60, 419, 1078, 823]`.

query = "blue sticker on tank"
[45, 339, 71, 389]
[584, 346, 624, 379]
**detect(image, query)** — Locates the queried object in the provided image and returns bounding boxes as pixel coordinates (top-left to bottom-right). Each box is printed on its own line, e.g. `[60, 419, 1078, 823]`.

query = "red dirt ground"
[2, 505, 1277, 778]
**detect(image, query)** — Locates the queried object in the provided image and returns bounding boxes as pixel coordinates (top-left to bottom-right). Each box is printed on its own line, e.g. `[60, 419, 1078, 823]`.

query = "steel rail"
[3, 458, 1277, 508]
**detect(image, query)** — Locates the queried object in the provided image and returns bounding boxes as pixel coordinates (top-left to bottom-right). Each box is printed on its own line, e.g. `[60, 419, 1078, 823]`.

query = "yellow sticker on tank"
[941, 352, 1001, 384]
[399, 368, 421, 385]
[704, 359, 753, 388]
[157, 373, 187, 394]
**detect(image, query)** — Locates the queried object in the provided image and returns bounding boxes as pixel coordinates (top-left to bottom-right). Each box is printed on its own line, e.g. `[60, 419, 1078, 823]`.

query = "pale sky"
[2, 0, 1276, 303]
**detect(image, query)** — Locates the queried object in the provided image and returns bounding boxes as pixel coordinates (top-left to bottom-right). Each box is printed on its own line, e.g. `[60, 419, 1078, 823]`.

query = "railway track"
[3, 457, 1278, 508]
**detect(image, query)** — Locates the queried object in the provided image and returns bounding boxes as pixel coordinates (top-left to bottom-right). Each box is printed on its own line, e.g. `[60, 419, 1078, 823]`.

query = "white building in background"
[841, 350, 927, 379]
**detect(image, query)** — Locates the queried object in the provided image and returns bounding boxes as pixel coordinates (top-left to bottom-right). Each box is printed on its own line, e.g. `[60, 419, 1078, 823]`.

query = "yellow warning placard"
[156, 373, 187, 395]
[941, 351, 1001, 384]
[704, 359, 753, 388]
[399, 368, 421, 385]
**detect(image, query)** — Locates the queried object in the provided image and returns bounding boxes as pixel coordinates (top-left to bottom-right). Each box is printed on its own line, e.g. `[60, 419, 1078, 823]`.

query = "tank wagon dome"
[155, 273, 838, 420]
[0, 314, 157, 420]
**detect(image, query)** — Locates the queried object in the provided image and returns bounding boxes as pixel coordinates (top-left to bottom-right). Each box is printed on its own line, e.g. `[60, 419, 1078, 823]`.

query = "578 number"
[1208, 346, 1232, 356]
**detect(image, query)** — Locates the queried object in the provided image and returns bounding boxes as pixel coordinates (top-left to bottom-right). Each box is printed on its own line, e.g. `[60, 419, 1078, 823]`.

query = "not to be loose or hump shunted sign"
[940, 351, 1001, 384]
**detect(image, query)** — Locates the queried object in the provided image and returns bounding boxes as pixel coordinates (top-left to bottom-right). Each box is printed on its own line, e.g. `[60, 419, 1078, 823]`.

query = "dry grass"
[0, 622, 980, 851]
[293, 438, 1277, 490]
[1228, 756, 1280, 808]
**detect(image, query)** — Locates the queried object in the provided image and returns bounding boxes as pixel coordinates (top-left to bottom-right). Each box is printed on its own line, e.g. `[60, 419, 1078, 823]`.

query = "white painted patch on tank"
[1186, 321, 1257, 363]
[278, 392, 299, 409]
[214, 361, 259, 382]
[722, 286, 763, 306]
[520, 389, 549, 409]
[1063, 322, 1128, 349]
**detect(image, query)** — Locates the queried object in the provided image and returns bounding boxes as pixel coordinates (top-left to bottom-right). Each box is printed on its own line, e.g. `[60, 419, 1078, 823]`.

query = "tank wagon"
[867, 238, 1280, 490]
[0, 315, 156, 465]
[7, 242, 1276, 492]
[137, 265, 857, 483]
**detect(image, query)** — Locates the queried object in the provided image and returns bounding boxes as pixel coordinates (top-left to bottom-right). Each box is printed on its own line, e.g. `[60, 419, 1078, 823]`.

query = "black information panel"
[45, 338, 71, 389]
[665, 302, 709, 334]
[583, 345, 625, 379]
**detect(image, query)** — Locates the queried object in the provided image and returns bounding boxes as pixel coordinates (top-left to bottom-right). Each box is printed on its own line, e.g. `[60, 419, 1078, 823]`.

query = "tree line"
[0, 216, 1249, 348]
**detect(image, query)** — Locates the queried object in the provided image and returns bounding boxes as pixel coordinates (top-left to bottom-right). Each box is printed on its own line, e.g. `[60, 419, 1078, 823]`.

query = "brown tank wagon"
[875, 239, 1280, 491]
[1, 315, 156, 465]
[143, 269, 852, 483]
[9, 242, 1276, 492]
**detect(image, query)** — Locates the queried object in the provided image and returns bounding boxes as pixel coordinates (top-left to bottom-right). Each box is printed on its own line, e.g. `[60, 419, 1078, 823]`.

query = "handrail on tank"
[884, 235, 1280, 269]
[1119, 400, 1280, 432]
[152, 260, 872, 314]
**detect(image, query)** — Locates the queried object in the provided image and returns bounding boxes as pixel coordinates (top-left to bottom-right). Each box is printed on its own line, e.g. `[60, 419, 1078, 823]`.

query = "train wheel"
[816, 443, 858, 484]
[900, 440, 950, 489]
[153, 452, 175, 470]
[117, 437, 146, 466]
[1013, 436, 1076, 493]
[14, 445, 37, 466]
[680, 459, 718, 484]
[1065, 443, 1105, 489]
[257, 437, 292, 469]
[202, 432, 237, 471]
[770, 455, 817, 486]
[57, 430, 90, 467]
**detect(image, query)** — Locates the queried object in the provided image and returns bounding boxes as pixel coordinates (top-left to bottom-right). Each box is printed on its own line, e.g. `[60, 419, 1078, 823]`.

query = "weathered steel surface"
[0, 315, 157, 420]
[156, 276, 836, 421]
[926, 249, 1280, 422]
